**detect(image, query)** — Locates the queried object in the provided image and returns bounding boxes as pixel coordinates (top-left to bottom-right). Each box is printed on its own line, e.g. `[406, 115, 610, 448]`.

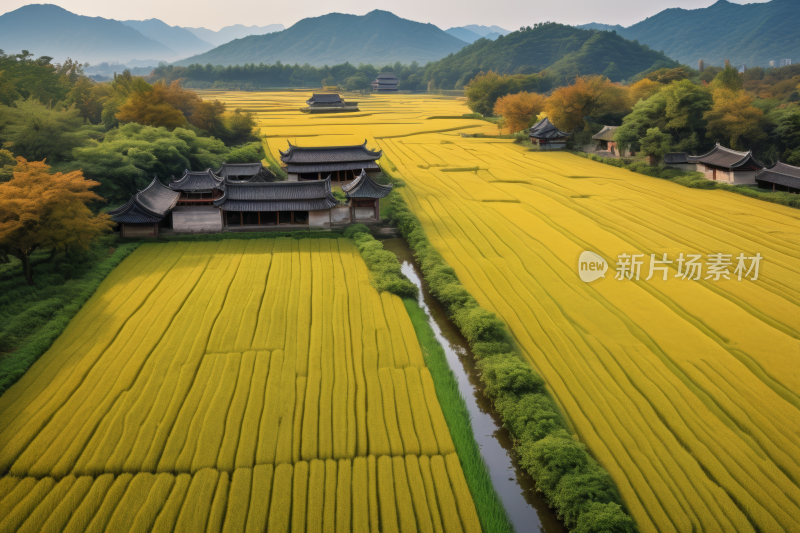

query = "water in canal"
[381, 238, 566, 533]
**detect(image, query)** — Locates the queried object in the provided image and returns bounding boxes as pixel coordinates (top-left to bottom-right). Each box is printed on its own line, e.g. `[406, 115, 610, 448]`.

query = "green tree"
[640, 127, 673, 162]
[713, 65, 744, 91]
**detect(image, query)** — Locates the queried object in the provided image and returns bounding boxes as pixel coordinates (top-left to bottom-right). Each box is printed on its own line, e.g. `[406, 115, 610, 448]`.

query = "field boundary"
[385, 189, 638, 532]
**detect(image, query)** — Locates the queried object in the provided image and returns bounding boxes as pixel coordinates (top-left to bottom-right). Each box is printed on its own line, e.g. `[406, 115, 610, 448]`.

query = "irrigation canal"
[382, 238, 566, 533]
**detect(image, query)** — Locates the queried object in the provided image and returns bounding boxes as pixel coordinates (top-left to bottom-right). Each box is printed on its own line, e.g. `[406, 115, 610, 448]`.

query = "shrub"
[478, 356, 545, 397]
[348, 231, 418, 299]
[343, 223, 370, 238]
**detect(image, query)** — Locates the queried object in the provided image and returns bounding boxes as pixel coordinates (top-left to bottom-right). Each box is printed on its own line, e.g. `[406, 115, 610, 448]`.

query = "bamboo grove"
[209, 90, 800, 532]
[0, 238, 481, 532]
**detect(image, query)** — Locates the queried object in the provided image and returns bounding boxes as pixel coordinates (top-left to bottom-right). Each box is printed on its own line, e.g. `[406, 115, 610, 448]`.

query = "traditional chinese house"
[755, 161, 800, 193]
[109, 176, 180, 238]
[665, 143, 763, 184]
[529, 118, 570, 150]
[302, 93, 359, 113]
[371, 72, 399, 92]
[592, 125, 620, 154]
[342, 170, 393, 221]
[280, 141, 383, 182]
[214, 175, 342, 229]
[169, 169, 224, 205]
[215, 162, 279, 181]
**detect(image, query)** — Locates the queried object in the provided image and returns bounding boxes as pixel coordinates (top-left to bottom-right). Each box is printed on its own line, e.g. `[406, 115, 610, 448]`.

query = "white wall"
[309, 210, 331, 229]
[355, 207, 375, 220]
[288, 173, 298, 182]
[331, 206, 351, 224]
[701, 165, 756, 184]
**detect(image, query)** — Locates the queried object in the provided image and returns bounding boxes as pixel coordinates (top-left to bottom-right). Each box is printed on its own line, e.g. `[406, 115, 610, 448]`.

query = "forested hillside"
[174, 10, 468, 67]
[424, 23, 679, 90]
[579, 0, 800, 67]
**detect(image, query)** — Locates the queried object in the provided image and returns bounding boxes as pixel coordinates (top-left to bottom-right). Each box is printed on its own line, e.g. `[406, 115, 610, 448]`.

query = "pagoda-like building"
[280, 140, 383, 182]
[529, 118, 570, 150]
[755, 161, 800, 193]
[665, 143, 763, 184]
[302, 93, 359, 113]
[214, 175, 339, 228]
[371, 72, 399, 92]
[109, 176, 180, 238]
[342, 170, 393, 221]
[215, 162, 279, 181]
[168, 169, 224, 205]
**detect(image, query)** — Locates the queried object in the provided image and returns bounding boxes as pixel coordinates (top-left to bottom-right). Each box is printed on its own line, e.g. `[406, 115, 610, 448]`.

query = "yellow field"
[0, 238, 480, 531]
[208, 90, 800, 532]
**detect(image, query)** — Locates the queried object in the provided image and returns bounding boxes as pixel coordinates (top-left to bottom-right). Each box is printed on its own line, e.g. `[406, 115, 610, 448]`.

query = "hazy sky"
[1, 0, 768, 31]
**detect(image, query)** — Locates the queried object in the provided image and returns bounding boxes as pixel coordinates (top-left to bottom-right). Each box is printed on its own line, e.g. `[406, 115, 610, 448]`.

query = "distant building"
[109, 176, 180, 238]
[698, 59, 704, 73]
[738, 64, 747, 74]
[664, 143, 763, 184]
[592, 126, 620, 154]
[781, 59, 792, 67]
[280, 140, 383, 182]
[371, 72, 400, 92]
[725, 59, 730, 68]
[755, 161, 800, 193]
[770, 60, 776, 68]
[529, 117, 570, 150]
[302, 93, 359, 113]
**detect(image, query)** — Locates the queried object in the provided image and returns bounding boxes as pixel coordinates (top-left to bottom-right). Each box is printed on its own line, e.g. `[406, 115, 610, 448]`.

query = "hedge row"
[344, 224, 418, 299]
[387, 195, 637, 533]
[575, 151, 800, 209]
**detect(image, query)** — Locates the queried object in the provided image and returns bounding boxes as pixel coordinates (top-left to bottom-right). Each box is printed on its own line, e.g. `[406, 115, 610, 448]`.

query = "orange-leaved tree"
[545, 75, 630, 132]
[627, 78, 662, 105]
[493, 92, 547, 133]
[0, 158, 113, 284]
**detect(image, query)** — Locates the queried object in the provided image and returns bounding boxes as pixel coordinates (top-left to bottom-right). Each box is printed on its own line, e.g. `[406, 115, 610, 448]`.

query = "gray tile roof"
[755, 162, 800, 188]
[695, 144, 763, 170]
[529, 117, 570, 139]
[342, 170, 393, 199]
[592, 125, 618, 142]
[168, 169, 224, 192]
[306, 93, 343, 105]
[214, 162, 265, 179]
[110, 176, 180, 224]
[286, 161, 380, 174]
[214, 176, 339, 212]
[280, 141, 382, 165]
[664, 153, 690, 164]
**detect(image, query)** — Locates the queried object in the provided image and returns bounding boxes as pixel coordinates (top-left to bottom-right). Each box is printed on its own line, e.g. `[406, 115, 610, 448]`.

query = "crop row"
[0, 454, 479, 533]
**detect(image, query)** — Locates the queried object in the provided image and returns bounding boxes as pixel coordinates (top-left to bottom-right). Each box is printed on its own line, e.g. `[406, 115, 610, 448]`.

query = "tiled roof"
[279, 141, 382, 164]
[214, 162, 265, 179]
[109, 176, 180, 224]
[168, 169, 223, 192]
[342, 170, 393, 199]
[306, 93, 343, 105]
[529, 117, 570, 139]
[285, 161, 380, 174]
[695, 144, 763, 170]
[664, 153, 690, 164]
[755, 162, 800, 188]
[592, 125, 618, 142]
[214, 176, 339, 211]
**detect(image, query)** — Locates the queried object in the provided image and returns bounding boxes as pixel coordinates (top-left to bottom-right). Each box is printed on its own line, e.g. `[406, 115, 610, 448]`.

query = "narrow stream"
[381, 238, 566, 533]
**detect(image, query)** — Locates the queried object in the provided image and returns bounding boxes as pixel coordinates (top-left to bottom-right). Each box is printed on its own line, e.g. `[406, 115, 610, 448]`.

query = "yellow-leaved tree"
[0, 158, 113, 284]
[627, 78, 662, 105]
[493, 92, 547, 134]
[545, 75, 630, 132]
[704, 88, 766, 150]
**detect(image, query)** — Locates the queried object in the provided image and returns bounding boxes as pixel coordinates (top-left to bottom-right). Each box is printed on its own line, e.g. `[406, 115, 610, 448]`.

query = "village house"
[755, 161, 800, 193]
[664, 143, 764, 184]
[592, 126, 620, 155]
[108, 176, 180, 238]
[371, 72, 399, 92]
[529, 117, 570, 150]
[280, 141, 383, 182]
[343, 170, 393, 221]
[302, 93, 359, 113]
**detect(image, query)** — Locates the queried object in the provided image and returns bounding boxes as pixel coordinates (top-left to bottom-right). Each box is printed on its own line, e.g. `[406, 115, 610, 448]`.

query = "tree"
[465, 71, 547, 116]
[640, 128, 673, 163]
[115, 82, 187, 129]
[712, 65, 744, 92]
[627, 79, 661, 105]
[493, 92, 547, 133]
[0, 158, 113, 284]
[776, 110, 800, 163]
[545, 75, 629, 131]
[704, 88, 766, 149]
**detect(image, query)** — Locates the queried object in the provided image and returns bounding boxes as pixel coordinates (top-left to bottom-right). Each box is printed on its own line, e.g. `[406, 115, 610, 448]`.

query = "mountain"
[578, 0, 800, 67]
[122, 19, 215, 59]
[576, 22, 625, 33]
[446, 27, 484, 44]
[462, 25, 510, 37]
[0, 4, 176, 63]
[174, 11, 469, 68]
[183, 24, 285, 47]
[425, 23, 679, 88]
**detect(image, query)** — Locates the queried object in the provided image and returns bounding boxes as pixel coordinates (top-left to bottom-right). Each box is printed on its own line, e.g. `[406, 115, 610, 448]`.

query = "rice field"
[206, 90, 800, 532]
[0, 237, 481, 531]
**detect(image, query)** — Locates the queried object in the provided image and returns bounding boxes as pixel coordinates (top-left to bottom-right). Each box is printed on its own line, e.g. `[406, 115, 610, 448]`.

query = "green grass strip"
[403, 297, 514, 533]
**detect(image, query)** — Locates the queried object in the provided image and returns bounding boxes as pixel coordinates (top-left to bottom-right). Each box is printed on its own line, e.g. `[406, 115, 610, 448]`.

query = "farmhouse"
[755, 161, 800, 193]
[529, 117, 570, 150]
[343, 170, 393, 221]
[592, 125, 620, 154]
[371, 72, 399, 92]
[302, 93, 359, 113]
[280, 141, 383, 182]
[108, 176, 180, 238]
[665, 143, 763, 184]
[169, 169, 224, 205]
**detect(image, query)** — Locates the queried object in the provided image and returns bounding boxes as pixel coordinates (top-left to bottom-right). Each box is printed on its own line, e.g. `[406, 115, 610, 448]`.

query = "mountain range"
[445, 25, 509, 44]
[183, 24, 286, 47]
[174, 10, 470, 68]
[577, 0, 799, 67]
